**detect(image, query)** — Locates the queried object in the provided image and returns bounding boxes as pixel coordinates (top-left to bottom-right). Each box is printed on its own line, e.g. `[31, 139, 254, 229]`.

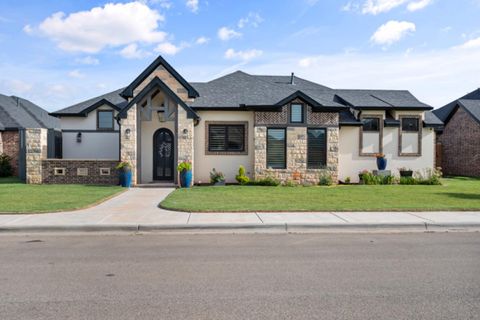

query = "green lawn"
[160, 177, 480, 212]
[0, 177, 124, 213]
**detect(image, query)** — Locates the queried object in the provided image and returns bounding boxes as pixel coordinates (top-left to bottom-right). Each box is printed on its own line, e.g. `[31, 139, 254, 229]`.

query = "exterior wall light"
[76, 132, 82, 143]
[182, 128, 189, 135]
[125, 128, 131, 140]
[157, 110, 166, 122]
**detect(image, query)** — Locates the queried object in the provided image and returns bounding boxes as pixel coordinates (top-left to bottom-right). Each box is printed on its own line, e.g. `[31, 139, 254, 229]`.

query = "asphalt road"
[0, 232, 479, 320]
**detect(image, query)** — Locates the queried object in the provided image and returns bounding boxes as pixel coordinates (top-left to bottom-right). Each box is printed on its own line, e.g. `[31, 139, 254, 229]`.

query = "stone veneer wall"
[0, 131, 20, 176]
[438, 107, 480, 177]
[42, 159, 119, 184]
[25, 128, 47, 184]
[120, 105, 138, 184]
[254, 101, 339, 184]
[177, 107, 194, 185]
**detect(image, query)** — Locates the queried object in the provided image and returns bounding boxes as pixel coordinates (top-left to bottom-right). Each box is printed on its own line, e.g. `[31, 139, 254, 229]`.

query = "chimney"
[290, 72, 295, 85]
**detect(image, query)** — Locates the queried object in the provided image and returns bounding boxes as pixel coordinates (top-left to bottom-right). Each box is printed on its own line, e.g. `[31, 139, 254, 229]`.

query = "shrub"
[177, 161, 192, 172]
[416, 168, 442, 185]
[210, 168, 225, 184]
[0, 153, 13, 177]
[283, 179, 297, 187]
[235, 165, 250, 185]
[318, 172, 333, 186]
[381, 175, 395, 185]
[399, 177, 417, 185]
[344, 177, 351, 184]
[249, 176, 281, 186]
[361, 172, 381, 185]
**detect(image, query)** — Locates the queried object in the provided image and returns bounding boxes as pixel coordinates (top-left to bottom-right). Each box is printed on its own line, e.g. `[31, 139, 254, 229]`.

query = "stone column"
[253, 126, 267, 180]
[177, 107, 194, 185]
[120, 105, 138, 185]
[327, 127, 339, 182]
[0, 132, 3, 154]
[25, 128, 47, 184]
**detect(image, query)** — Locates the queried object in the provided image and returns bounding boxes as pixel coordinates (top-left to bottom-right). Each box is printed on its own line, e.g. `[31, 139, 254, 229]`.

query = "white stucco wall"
[59, 105, 119, 160]
[339, 125, 435, 183]
[194, 111, 254, 184]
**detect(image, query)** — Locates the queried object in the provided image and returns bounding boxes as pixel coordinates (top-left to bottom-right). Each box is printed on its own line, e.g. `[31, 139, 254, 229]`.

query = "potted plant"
[210, 168, 225, 186]
[177, 161, 192, 188]
[116, 161, 132, 188]
[399, 167, 413, 177]
[375, 153, 387, 170]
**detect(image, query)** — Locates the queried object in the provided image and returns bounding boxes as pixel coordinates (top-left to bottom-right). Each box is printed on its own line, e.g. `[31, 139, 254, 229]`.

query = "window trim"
[97, 110, 114, 131]
[398, 115, 422, 157]
[359, 114, 383, 157]
[266, 127, 287, 170]
[289, 103, 304, 124]
[307, 128, 327, 169]
[205, 121, 248, 155]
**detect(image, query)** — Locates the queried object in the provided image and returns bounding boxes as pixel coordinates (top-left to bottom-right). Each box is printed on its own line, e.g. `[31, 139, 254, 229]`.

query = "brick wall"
[437, 107, 480, 177]
[42, 160, 120, 184]
[1, 131, 20, 176]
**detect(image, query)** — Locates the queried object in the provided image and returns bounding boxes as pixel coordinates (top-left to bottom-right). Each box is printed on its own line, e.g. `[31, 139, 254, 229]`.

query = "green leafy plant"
[416, 168, 442, 185]
[248, 176, 281, 186]
[283, 179, 297, 187]
[360, 171, 382, 185]
[318, 172, 333, 186]
[115, 161, 132, 172]
[235, 165, 250, 185]
[177, 161, 192, 172]
[210, 168, 225, 184]
[344, 177, 351, 184]
[399, 177, 417, 185]
[381, 175, 395, 185]
[0, 153, 13, 177]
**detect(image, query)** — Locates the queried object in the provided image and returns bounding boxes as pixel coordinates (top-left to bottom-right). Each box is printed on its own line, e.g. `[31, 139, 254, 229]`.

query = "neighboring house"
[434, 89, 480, 177]
[45, 55, 440, 185]
[0, 94, 59, 178]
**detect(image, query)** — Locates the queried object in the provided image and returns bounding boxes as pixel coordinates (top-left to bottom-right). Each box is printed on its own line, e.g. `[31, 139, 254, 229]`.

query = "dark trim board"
[50, 99, 121, 117]
[120, 55, 199, 99]
[61, 129, 119, 133]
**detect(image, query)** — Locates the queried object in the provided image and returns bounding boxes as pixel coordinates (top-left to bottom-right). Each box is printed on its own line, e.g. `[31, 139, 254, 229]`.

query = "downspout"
[116, 117, 121, 162]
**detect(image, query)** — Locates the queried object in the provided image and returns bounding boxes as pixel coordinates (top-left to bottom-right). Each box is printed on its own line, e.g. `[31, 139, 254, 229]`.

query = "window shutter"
[209, 126, 226, 151]
[307, 128, 326, 169]
[208, 124, 245, 152]
[267, 128, 286, 169]
[227, 126, 244, 151]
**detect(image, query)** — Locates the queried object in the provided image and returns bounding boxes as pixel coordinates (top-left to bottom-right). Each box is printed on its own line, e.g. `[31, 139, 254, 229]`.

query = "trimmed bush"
[0, 153, 13, 177]
[235, 165, 250, 185]
[248, 176, 281, 186]
[318, 172, 333, 186]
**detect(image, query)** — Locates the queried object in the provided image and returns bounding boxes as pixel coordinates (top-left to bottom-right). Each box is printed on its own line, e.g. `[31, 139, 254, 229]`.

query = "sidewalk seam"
[330, 212, 350, 223]
[255, 212, 264, 224]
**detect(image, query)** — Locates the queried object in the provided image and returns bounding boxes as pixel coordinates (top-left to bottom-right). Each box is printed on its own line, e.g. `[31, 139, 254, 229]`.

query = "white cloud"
[75, 56, 100, 65]
[5, 79, 33, 94]
[68, 69, 85, 78]
[371, 20, 416, 46]
[407, 0, 434, 11]
[457, 37, 480, 49]
[119, 43, 151, 59]
[217, 27, 242, 41]
[238, 12, 264, 29]
[360, 0, 434, 14]
[155, 42, 183, 55]
[23, 24, 33, 34]
[224, 48, 263, 61]
[30, 2, 166, 53]
[196, 36, 209, 44]
[186, 0, 199, 13]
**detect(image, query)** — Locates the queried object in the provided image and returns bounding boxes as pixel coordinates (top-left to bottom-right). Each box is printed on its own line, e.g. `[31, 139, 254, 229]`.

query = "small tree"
[235, 165, 250, 185]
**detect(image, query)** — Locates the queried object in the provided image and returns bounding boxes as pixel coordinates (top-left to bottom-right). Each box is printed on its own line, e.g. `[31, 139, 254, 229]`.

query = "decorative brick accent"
[0, 131, 20, 176]
[25, 128, 47, 184]
[438, 107, 480, 177]
[120, 105, 137, 185]
[255, 108, 287, 125]
[42, 160, 119, 184]
[307, 106, 338, 126]
[254, 126, 339, 184]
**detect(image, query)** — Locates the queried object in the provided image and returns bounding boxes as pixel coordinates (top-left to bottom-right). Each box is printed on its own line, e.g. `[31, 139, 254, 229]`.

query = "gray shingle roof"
[334, 89, 431, 109]
[0, 94, 59, 130]
[433, 89, 480, 124]
[424, 111, 443, 127]
[51, 88, 127, 116]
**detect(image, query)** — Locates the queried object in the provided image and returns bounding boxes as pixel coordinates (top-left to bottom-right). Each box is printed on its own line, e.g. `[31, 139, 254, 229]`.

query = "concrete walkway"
[1, 188, 480, 233]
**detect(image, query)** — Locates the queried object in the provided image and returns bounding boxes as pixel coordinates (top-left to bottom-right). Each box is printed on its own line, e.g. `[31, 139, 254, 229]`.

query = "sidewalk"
[1, 188, 480, 233]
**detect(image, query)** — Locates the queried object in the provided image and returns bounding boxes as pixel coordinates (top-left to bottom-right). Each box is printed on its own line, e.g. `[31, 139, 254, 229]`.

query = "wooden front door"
[153, 128, 174, 181]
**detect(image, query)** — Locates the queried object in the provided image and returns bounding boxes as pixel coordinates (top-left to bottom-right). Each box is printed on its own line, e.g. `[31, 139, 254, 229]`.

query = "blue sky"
[0, 0, 479, 111]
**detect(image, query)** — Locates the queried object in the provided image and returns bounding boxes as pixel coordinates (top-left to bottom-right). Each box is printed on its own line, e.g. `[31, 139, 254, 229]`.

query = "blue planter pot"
[376, 157, 387, 170]
[120, 170, 132, 188]
[180, 170, 192, 188]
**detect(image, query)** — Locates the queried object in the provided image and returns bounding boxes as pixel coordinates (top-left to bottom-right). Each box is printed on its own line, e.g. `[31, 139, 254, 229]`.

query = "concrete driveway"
[1, 188, 480, 232]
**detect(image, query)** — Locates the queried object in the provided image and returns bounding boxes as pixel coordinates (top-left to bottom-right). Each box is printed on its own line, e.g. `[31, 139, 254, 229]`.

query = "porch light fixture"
[157, 110, 166, 122]
[125, 128, 131, 140]
[76, 132, 82, 143]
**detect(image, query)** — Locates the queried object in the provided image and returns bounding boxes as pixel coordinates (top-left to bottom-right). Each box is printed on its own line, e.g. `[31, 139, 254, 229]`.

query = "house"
[0, 94, 59, 180]
[40, 55, 440, 185]
[434, 89, 480, 177]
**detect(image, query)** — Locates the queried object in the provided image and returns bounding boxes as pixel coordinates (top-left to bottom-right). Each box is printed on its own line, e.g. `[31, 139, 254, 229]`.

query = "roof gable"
[433, 88, 480, 124]
[120, 55, 199, 99]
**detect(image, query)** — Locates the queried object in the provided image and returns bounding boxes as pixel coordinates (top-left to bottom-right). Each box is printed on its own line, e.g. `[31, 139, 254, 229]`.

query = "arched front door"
[153, 128, 174, 181]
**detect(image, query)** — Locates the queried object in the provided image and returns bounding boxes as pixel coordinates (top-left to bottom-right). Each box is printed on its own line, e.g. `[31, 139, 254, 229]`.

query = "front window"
[401, 117, 419, 132]
[97, 110, 114, 130]
[290, 104, 304, 123]
[307, 128, 327, 169]
[208, 124, 245, 152]
[267, 128, 286, 169]
[362, 117, 380, 132]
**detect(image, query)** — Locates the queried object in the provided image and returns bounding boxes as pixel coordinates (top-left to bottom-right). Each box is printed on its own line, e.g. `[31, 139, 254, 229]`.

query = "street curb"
[1, 222, 480, 233]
